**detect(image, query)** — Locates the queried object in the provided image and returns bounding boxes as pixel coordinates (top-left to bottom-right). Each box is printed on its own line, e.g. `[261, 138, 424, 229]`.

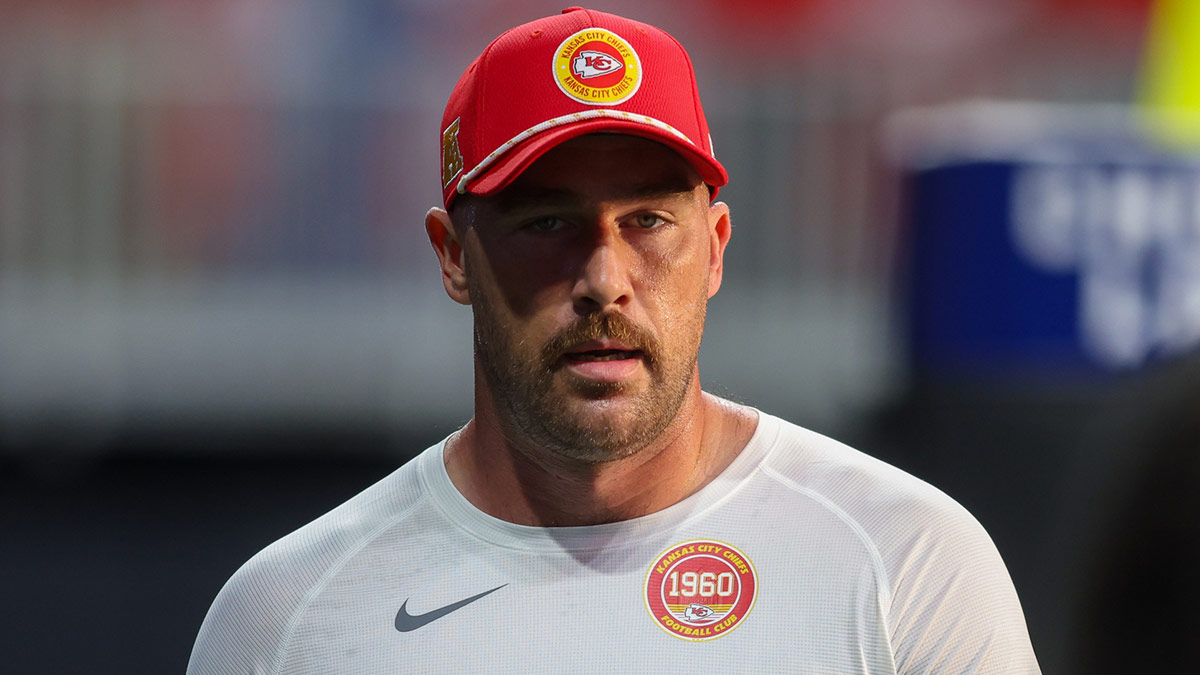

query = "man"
[189, 7, 1040, 673]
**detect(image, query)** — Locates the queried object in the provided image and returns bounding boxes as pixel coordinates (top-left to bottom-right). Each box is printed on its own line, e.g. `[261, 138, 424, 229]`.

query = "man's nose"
[571, 236, 633, 313]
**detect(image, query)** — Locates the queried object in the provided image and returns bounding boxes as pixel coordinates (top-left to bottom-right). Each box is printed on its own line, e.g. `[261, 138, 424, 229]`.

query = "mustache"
[541, 313, 659, 367]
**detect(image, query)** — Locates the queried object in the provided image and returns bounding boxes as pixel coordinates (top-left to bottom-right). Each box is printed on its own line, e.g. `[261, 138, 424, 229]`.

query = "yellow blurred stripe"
[1140, 0, 1200, 146]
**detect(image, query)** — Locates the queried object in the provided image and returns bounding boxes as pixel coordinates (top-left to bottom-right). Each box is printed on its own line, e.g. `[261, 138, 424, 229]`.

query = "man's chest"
[273, 536, 895, 673]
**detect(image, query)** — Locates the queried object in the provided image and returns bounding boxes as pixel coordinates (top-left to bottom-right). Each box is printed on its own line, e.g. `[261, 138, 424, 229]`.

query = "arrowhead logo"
[572, 50, 624, 79]
[394, 584, 507, 632]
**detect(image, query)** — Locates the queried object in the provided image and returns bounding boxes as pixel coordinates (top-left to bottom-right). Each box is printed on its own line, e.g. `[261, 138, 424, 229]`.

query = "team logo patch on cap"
[553, 28, 641, 105]
[644, 540, 757, 641]
[441, 117, 463, 189]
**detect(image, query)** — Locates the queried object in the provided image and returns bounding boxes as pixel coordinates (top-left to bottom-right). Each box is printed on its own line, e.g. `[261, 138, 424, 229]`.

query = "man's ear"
[706, 201, 732, 299]
[425, 207, 471, 305]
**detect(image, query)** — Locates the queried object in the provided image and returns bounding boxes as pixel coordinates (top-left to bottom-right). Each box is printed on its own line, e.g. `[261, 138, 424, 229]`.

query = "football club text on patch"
[553, 28, 642, 105]
[644, 540, 757, 641]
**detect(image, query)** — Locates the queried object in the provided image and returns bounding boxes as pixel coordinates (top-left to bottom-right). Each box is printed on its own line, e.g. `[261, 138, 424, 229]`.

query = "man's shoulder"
[752, 413, 1040, 672]
[186, 444, 438, 674]
[760, 414, 967, 514]
[754, 413, 990, 564]
[252, 444, 432, 573]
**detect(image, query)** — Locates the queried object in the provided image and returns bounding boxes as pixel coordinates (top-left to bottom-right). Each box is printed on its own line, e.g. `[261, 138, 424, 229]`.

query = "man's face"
[446, 134, 730, 463]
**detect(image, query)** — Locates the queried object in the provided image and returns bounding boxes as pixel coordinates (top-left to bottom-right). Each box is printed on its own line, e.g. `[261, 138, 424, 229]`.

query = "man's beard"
[470, 284, 705, 464]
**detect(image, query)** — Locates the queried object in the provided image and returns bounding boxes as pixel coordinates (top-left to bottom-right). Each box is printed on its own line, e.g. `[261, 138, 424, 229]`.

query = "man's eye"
[633, 214, 667, 229]
[527, 217, 567, 232]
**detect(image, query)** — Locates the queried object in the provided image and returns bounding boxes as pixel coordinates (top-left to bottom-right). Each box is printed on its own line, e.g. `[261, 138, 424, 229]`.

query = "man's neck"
[443, 388, 758, 527]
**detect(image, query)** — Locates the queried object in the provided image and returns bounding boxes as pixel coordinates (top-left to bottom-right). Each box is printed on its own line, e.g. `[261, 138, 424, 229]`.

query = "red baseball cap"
[439, 7, 728, 209]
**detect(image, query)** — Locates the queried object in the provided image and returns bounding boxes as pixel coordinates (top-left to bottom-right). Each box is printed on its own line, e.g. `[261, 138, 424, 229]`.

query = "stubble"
[470, 278, 706, 464]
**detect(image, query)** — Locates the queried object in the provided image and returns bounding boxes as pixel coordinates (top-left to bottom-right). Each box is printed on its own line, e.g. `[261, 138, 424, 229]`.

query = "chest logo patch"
[644, 539, 757, 641]
[553, 28, 641, 105]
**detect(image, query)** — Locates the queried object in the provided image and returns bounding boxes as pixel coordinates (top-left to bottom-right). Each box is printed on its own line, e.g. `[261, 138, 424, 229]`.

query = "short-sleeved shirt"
[188, 411, 1041, 674]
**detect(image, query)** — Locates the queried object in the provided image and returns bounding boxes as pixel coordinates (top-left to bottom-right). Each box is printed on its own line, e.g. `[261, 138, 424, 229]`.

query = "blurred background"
[2, 0, 1198, 672]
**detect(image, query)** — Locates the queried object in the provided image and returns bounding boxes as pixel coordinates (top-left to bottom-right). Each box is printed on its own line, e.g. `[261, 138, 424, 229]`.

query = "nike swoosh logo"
[394, 584, 507, 632]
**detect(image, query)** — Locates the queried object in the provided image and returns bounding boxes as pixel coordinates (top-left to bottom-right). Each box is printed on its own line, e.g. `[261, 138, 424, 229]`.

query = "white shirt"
[188, 411, 1040, 674]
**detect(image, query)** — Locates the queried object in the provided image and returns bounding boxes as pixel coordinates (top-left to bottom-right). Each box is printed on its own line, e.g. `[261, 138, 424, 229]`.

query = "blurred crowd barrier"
[0, 0, 1152, 450]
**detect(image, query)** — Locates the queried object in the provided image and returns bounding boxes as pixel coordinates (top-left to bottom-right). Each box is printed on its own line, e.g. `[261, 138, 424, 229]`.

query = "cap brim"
[461, 119, 728, 201]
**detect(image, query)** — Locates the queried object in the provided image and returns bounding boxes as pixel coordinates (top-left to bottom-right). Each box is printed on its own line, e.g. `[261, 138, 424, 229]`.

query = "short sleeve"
[885, 498, 1041, 674]
[187, 546, 304, 675]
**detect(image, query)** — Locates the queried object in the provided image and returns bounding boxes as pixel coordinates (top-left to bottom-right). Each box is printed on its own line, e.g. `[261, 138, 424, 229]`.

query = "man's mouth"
[559, 341, 647, 383]
[564, 349, 644, 363]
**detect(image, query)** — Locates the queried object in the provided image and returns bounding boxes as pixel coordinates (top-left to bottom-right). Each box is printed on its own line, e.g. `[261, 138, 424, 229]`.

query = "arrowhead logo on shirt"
[643, 540, 757, 641]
